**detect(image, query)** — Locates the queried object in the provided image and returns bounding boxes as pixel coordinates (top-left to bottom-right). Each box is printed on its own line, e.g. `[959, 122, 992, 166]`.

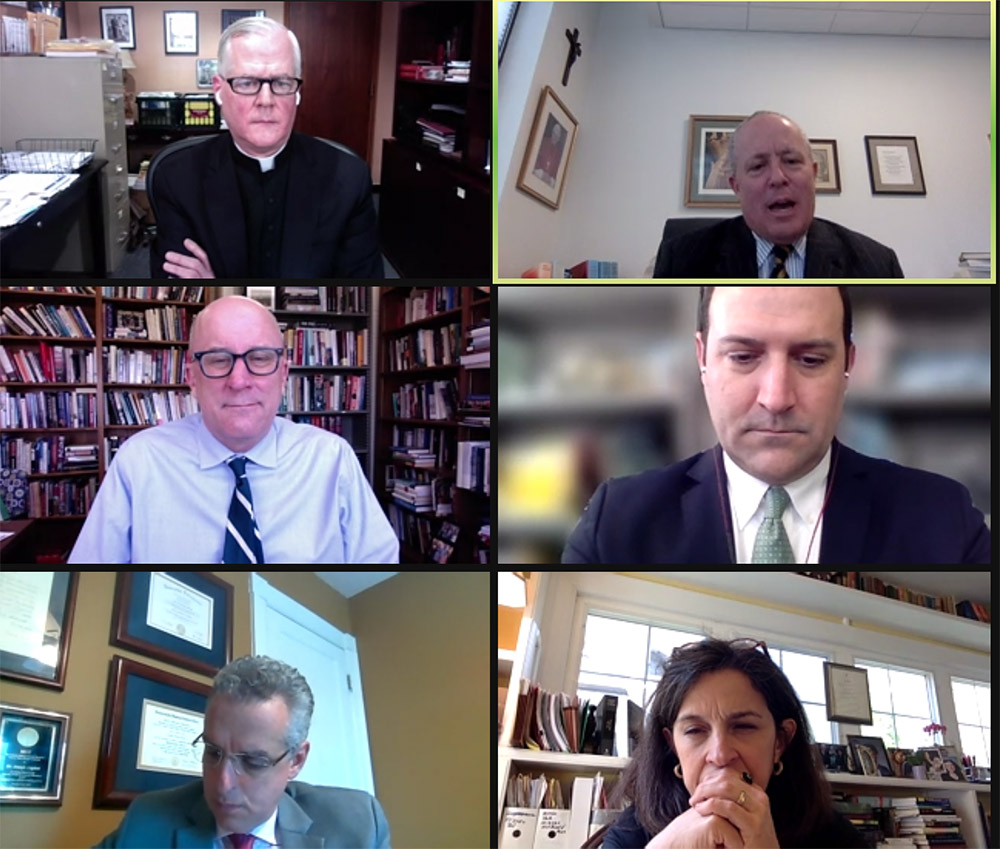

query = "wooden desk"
[0, 158, 108, 277]
[0, 519, 36, 564]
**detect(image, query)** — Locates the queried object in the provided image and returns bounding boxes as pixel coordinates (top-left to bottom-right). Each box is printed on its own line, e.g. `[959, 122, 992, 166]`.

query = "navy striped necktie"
[771, 244, 791, 278]
[222, 456, 264, 564]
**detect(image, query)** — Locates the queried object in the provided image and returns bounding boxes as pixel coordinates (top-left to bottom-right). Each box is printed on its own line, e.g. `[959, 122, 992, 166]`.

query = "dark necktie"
[222, 456, 264, 564]
[770, 244, 791, 278]
[226, 834, 256, 849]
[751, 486, 795, 563]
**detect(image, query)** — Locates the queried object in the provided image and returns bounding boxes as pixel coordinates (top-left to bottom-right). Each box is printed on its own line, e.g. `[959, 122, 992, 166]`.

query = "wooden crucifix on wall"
[562, 28, 582, 86]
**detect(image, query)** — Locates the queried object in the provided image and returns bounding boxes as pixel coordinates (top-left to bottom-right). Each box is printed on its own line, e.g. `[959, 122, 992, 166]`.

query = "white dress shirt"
[68, 413, 398, 564]
[723, 445, 831, 564]
[214, 807, 279, 849]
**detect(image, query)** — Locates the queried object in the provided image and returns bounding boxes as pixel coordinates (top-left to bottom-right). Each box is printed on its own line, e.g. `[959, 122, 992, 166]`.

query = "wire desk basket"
[0, 138, 98, 174]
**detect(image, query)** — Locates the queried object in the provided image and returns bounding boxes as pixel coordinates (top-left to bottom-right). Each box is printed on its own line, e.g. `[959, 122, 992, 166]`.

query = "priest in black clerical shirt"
[150, 16, 382, 279]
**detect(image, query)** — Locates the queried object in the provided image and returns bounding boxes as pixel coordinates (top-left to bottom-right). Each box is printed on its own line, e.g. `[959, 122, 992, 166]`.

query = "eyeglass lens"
[200, 349, 280, 377]
[229, 76, 300, 95]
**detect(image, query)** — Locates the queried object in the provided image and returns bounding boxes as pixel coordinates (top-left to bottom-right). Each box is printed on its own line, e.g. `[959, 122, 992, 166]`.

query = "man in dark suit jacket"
[96, 655, 391, 848]
[562, 286, 990, 564]
[151, 16, 381, 279]
[654, 111, 904, 278]
[654, 215, 904, 278]
[562, 440, 990, 564]
[152, 132, 382, 279]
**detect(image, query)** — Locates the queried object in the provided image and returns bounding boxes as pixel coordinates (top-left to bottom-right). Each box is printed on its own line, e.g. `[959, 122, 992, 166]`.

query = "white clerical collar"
[723, 444, 831, 532]
[232, 139, 288, 172]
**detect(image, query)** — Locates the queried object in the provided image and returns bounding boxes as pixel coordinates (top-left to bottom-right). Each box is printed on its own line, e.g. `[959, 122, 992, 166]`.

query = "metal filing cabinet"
[0, 56, 130, 273]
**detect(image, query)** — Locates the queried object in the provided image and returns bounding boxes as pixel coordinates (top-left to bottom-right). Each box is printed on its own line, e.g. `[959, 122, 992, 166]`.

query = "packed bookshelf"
[375, 285, 491, 564]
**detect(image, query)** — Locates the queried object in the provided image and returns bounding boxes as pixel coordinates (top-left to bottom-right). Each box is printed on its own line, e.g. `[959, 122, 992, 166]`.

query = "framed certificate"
[823, 661, 873, 724]
[111, 572, 233, 677]
[94, 656, 211, 807]
[0, 703, 71, 805]
[0, 572, 79, 691]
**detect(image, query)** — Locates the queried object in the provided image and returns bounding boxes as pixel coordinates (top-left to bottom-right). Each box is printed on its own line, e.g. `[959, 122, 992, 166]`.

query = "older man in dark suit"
[563, 286, 989, 564]
[151, 17, 381, 279]
[654, 112, 904, 278]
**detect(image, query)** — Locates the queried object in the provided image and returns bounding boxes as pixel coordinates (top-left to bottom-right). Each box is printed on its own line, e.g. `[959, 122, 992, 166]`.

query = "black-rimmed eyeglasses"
[226, 76, 303, 96]
[192, 348, 284, 378]
[191, 732, 293, 777]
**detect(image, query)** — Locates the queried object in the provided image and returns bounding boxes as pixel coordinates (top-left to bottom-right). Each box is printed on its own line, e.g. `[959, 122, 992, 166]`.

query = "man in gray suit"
[654, 111, 904, 278]
[96, 656, 390, 849]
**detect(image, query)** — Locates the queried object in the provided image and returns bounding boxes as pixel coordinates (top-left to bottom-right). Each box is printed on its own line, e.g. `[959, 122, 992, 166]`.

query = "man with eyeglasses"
[96, 656, 390, 848]
[150, 16, 382, 279]
[69, 295, 397, 563]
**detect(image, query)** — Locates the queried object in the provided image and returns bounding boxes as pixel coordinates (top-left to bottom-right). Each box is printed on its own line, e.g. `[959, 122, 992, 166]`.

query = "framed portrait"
[164, 10, 198, 55]
[516, 85, 578, 210]
[864, 135, 926, 195]
[685, 115, 745, 207]
[195, 58, 218, 89]
[816, 742, 849, 772]
[110, 572, 233, 678]
[918, 747, 945, 780]
[0, 703, 71, 805]
[847, 735, 893, 777]
[823, 662, 872, 724]
[246, 287, 276, 310]
[887, 747, 915, 778]
[222, 9, 265, 31]
[99, 6, 135, 50]
[94, 656, 210, 807]
[0, 572, 78, 691]
[809, 138, 841, 194]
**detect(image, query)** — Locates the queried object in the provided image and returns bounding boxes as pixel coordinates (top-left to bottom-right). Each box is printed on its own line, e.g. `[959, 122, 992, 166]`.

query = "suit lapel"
[721, 218, 759, 277]
[279, 134, 320, 278]
[682, 446, 735, 563]
[276, 787, 324, 848]
[203, 136, 250, 277]
[818, 441, 870, 563]
[804, 219, 845, 278]
[175, 793, 218, 848]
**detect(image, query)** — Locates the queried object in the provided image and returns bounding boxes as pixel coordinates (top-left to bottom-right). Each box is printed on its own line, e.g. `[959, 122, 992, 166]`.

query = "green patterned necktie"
[752, 486, 795, 563]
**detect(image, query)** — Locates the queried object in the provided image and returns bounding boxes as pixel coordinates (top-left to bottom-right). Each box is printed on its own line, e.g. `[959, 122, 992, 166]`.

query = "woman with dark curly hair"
[603, 638, 869, 848]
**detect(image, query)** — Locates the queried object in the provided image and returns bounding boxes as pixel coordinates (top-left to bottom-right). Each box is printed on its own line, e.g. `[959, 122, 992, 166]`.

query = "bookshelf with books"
[270, 286, 375, 482]
[375, 285, 491, 563]
[0, 285, 208, 562]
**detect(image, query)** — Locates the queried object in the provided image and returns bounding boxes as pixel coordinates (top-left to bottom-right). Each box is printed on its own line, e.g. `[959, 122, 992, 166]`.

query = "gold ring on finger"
[737, 790, 747, 807]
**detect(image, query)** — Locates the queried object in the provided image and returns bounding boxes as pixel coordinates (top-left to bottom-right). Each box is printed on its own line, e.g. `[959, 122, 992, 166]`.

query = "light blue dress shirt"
[68, 413, 398, 564]
[753, 232, 807, 278]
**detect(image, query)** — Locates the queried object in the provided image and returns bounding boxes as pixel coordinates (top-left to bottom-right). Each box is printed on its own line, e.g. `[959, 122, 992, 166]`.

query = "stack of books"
[415, 117, 456, 154]
[444, 60, 470, 82]
[460, 320, 490, 368]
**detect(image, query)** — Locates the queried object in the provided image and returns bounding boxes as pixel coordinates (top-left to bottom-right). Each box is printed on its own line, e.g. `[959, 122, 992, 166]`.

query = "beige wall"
[1, 572, 487, 849]
[351, 571, 490, 849]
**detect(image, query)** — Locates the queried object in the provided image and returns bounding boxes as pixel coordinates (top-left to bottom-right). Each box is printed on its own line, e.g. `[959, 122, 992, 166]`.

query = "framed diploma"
[823, 661, 873, 724]
[111, 572, 233, 677]
[0, 572, 78, 690]
[0, 703, 71, 804]
[94, 656, 211, 807]
[864, 135, 926, 195]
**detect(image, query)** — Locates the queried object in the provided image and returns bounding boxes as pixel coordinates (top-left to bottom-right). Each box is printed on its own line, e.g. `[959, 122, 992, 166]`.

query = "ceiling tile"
[659, 2, 749, 30]
[831, 9, 922, 34]
[749, 7, 837, 33]
[911, 13, 991, 37]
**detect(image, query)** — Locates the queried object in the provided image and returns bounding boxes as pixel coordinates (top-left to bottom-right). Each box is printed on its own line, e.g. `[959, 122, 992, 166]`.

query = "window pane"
[974, 684, 991, 729]
[780, 651, 827, 704]
[958, 724, 989, 767]
[952, 681, 980, 724]
[581, 616, 648, 679]
[889, 669, 931, 718]
[577, 671, 645, 707]
[862, 665, 892, 712]
[861, 711, 899, 748]
[893, 714, 930, 750]
[648, 626, 699, 678]
[802, 702, 833, 744]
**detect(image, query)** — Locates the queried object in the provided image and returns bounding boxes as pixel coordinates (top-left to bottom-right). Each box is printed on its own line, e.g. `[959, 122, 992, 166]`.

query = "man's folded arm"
[561, 481, 609, 564]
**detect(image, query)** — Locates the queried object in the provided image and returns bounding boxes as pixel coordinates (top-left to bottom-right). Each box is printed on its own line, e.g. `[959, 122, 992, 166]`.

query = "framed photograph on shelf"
[111, 572, 233, 678]
[0, 703, 71, 805]
[516, 85, 578, 210]
[918, 747, 945, 780]
[195, 58, 218, 89]
[0, 572, 78, 691]
[847, 735, 893, 777]
[823, 662, 872, 724]
[99, 6, 135, 50]
[864, 135, 926, 195]
[94, 656, 210, 807]
[809, 138, 841, 194]
[685, 114, 746, 207]
[164, 10, 198, 55]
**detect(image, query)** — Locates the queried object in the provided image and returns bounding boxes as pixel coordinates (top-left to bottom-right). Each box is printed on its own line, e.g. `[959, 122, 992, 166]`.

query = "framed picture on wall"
[864, 135, 926, 195]
[685, 115, 746, 207]
[222, 9, 265, 31]
[516, 85, 578, 210]
[99, 6, 135, 50]
[164, 10, 198, 55]
[0, 703, 71, 805]
[823, 661, 872, 724]
[809, 138, 841, 194]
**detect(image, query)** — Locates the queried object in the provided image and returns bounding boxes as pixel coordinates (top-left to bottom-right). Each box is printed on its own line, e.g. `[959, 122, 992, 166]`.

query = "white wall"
[498, 2, 991, 278]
